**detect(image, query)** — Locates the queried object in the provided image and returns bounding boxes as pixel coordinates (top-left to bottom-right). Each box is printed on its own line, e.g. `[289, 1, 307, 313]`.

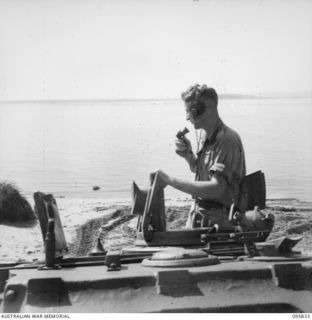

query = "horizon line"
[1, 92, 312, 104]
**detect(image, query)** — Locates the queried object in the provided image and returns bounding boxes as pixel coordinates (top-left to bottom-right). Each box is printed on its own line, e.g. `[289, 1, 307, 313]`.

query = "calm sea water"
[0, 98, 311, 202]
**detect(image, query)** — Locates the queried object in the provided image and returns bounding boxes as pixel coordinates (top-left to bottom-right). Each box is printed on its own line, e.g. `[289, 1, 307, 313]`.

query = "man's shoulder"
[217, 122, 244, 147]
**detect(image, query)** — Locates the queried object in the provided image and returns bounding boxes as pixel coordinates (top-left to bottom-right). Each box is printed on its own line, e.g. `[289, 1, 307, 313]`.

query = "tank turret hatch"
[130, 172, 271, 256]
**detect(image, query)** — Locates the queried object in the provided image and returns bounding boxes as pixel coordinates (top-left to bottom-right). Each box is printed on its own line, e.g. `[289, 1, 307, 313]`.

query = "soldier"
[155, 84, 246, 228]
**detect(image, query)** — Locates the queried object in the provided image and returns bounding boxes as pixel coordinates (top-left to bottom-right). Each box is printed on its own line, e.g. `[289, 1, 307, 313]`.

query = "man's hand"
[150, 169, 171, 189]
[175, 136, 193, 158]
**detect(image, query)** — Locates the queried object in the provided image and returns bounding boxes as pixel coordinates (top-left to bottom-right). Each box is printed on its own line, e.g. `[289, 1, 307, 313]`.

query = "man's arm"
[183, 151, 197, 173]
[175, 137, 197, 173]
[156, 169, 227, 200]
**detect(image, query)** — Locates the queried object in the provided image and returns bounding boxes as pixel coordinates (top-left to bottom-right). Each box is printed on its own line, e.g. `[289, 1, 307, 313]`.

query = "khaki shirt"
[195, 119, 246, 207]
[185, 119, 246, 229]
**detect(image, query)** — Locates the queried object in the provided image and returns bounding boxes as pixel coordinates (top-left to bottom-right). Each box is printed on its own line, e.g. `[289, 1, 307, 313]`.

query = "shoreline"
[0, 197, 311, 263]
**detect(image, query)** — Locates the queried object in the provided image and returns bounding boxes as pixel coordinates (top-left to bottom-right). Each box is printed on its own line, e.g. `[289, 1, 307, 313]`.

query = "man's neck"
[202, 113, 221, 141]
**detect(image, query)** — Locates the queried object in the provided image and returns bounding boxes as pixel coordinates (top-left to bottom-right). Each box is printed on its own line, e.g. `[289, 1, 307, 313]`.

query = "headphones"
[190, 100, 206, 119]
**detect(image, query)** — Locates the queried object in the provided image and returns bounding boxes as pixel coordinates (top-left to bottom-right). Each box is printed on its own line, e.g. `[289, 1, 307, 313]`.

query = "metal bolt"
[4, 289, 17, 302]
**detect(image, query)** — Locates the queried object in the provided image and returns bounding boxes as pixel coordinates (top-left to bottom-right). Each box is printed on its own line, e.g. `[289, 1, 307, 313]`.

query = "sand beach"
[1, 197, 311, 263]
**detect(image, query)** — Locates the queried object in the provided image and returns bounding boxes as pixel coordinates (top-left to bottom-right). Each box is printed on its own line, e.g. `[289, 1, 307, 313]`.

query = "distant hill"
[256, 92, 312, 99]
[219, 94, 257, 99]
[221, 92, 312, 99]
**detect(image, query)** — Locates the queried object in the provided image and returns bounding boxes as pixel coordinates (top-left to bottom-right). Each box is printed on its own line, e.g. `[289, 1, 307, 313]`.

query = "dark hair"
[181, 84, 218, 107]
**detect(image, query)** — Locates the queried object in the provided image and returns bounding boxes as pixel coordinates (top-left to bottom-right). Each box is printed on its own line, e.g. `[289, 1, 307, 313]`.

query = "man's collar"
[197, 119, 223, 155]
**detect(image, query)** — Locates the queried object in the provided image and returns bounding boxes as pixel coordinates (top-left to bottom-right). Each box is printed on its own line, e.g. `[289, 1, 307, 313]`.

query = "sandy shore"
[0, 197, 312, 263]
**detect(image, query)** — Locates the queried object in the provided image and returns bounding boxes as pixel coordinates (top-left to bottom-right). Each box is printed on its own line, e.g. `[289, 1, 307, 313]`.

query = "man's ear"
[192, 100, 206, 118]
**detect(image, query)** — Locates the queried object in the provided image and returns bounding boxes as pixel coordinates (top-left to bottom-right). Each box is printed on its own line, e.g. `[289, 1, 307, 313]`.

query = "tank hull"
[1, 257, 312, 313]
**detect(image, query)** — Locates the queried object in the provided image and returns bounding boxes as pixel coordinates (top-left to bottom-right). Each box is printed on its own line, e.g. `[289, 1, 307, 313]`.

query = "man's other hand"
[150, 169, 171, 188]
[175, 137, 192, 158]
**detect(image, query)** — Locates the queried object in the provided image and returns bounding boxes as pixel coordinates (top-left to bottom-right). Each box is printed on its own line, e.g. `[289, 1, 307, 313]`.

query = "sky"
[0, 0, 312, 100]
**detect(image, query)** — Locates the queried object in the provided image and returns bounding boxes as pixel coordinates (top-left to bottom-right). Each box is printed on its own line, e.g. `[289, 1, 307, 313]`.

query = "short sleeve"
[209, 137, 242, 185]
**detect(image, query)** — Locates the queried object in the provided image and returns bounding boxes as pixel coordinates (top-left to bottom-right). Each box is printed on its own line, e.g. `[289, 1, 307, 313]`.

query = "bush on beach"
[0, 182, 36, 222]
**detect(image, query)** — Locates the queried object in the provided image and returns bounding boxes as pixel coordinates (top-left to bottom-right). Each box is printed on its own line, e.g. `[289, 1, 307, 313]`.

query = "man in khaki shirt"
[156, 84, 246, 228]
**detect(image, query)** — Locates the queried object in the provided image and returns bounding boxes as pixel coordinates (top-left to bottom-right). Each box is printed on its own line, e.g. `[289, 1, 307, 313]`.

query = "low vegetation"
[0, 182, 35, 222]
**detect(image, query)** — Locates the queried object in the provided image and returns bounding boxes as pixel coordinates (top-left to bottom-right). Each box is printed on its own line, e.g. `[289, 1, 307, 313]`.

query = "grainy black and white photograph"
[0, 0, 312, 315]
